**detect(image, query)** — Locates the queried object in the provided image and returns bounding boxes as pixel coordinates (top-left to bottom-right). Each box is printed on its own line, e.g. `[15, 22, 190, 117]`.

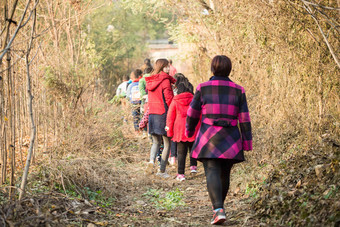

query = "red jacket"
[166, 92, 199, 142]
[145, 72, 176, 115]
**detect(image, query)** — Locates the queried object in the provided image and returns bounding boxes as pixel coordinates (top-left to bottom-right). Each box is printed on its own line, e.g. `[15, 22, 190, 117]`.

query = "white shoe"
[156, 170, 170, 178]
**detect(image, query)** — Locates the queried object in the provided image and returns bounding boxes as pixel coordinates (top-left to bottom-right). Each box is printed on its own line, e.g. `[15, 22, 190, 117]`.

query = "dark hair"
[144, 58, 151, 65]
[123, 75, 130, 81]
[169, 59, 173, 64]
[211, 55, 232, 77]
[144, 67, 153, 74]
[133, 69, 143, 78]
[174, 73, 185, 81]
[174, 73, 194, 94]
[151, 59, 169, 75]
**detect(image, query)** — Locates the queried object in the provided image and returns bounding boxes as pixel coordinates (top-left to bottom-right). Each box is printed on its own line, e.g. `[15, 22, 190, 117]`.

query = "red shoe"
[211, 208, 226, 225]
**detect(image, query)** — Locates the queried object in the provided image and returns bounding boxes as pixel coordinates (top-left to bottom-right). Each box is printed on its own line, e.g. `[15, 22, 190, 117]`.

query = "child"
[168, 73, 195, 165]
[139, 97, 163, 167]
[145, 59, 176, 178]
[126, 69, 143, 131]
[116, 75, 130, 97]
[139, 96, 149, 130]
[139, 67, 153, 120]
[166, 75, 198, 181]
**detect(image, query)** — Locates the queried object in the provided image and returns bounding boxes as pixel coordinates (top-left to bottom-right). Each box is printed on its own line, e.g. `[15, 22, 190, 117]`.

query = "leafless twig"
[302, 2, 340, 68]
[301, 0, 340, 11]
[0, 0, 32, 63]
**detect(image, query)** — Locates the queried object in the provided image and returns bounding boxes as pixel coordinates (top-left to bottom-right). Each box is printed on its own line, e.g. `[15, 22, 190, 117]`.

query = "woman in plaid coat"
[185, 55, 252, 225]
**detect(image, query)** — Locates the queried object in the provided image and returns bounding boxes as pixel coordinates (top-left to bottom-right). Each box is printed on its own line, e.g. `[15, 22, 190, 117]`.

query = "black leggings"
[177, 142, 197, 174]
[170, 141, 177, 157]
[202, 159, 233, 210]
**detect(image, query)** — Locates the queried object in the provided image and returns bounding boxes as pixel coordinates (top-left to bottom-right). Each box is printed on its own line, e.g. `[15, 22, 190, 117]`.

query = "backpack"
[130, 84, 140, 103]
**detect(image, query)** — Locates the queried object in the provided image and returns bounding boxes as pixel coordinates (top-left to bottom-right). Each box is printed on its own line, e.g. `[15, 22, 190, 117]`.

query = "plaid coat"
[186, 76, 252, 163]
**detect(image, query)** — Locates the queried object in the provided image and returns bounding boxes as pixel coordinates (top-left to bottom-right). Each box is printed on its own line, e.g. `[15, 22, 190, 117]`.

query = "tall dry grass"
[159, 1, 340, 193]
[24, 95, 162, 201]
[169, 0, 339, 167]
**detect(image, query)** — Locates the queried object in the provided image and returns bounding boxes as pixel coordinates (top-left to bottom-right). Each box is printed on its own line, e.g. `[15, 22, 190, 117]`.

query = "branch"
[0, 27, 49, 55]
[20, 0, 39, 28]
[0, 54, 24, 74]
[286, 0, 309, 14]
[303, 3, 340, 68]
[301, 0, 340, 11]
[29, 41, 42, 65]
[199, 0, 213, 12]
[0, 0, 19, 37]
[306, 28, 321, 44]
[313, 5, 340, 34]
[313, 17, 339, 68]
[0, 0, 32, 63]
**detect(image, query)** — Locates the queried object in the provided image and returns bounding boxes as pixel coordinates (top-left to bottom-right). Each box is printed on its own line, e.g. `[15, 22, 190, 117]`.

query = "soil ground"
[1, 106, 338, 226]
[0, 126, 259, 226]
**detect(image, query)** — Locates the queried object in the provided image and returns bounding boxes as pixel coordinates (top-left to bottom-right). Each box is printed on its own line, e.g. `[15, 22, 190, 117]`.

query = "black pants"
[202, 159, 233, 209]
[177, 141, 197, 174]
[170, 141, 177, 157]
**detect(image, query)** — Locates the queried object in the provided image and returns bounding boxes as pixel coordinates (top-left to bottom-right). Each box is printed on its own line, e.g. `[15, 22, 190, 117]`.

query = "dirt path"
[0, 114, 260, 226]
[109, 134, 259, 226]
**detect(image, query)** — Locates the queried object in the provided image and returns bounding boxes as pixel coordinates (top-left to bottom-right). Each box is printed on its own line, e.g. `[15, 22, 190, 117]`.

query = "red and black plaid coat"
[185, 76, 252, 163]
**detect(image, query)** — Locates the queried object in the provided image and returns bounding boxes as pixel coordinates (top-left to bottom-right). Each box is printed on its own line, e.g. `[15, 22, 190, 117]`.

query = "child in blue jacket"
[127, 69, 143, 131]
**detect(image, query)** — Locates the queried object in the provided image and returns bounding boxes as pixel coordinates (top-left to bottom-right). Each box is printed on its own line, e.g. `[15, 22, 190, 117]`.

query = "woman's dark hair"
[174, 73, 194, 94]
[144, 67, 153, 74]
[123, 75, 130, 81]
[151, 59, 169, 75]
[211, 55, 232, 77]
[133, 69, 143, 78]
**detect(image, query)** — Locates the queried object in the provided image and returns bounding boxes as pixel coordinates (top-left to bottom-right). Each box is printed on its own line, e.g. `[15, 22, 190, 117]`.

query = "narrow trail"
[1, 104, 338, 226]
[0, 108, 260, 226]
[111, 130, 259, 226]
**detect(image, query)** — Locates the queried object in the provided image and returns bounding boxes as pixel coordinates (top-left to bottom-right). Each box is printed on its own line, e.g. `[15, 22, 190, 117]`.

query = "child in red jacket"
[166, 75, 199, 181]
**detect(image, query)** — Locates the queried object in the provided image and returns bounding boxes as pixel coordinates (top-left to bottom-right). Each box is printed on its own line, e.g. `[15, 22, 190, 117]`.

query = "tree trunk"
[19, 2, 37, 200]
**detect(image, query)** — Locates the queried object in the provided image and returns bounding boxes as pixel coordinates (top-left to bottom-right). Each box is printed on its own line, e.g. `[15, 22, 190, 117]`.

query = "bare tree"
[19, 0, 38, 201]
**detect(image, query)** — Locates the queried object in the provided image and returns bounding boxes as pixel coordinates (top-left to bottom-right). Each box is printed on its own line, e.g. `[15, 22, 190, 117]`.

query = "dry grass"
[25, 100, 165, 202]
[170, 0, 339, 184]
[1, 93, 336, 226]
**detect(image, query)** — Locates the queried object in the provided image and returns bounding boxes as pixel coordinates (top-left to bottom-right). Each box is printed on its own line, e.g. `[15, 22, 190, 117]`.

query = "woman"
[145, 59, 176, 177]
[186, 55, 252, 225]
